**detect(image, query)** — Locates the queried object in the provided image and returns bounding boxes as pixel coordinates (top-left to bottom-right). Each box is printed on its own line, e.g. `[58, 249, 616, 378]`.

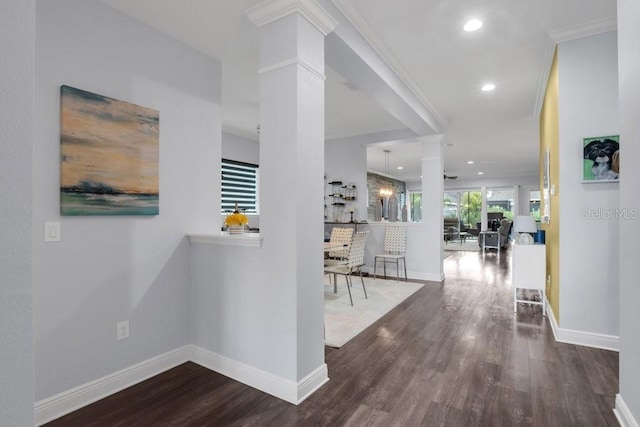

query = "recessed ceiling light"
[481, 83, 496, 92]
[397, 166, 403, 170]
[467, 160, 474, 164]
[478, 171, 484, 175]
[464, 19, 483, 32]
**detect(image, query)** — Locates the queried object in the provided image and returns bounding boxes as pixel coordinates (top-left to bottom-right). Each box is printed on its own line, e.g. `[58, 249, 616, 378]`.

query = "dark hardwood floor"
[45, 249, 619, 426]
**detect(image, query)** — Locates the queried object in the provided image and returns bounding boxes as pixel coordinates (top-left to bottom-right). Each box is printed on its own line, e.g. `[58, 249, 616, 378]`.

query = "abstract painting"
[60, 85, 159, 215]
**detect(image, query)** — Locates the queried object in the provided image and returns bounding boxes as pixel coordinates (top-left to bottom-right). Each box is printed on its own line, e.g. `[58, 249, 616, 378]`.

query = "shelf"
[188, 232, 263, 248]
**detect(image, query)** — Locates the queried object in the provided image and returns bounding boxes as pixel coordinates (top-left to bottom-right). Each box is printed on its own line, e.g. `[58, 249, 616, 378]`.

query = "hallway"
[46, 250, 619, 426]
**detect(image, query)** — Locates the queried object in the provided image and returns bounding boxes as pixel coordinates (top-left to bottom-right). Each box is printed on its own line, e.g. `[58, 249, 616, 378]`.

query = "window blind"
[221, 159, 259, 214]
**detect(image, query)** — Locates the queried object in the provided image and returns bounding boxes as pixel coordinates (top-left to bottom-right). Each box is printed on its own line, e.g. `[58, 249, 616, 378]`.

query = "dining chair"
[324, 231, 369, 306]
[373, 225, 407, 282]
[324, 227, 353, 267]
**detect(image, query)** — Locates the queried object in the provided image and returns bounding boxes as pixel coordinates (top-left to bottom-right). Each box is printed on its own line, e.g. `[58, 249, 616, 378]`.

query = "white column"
[420, 135, 444, 281]
[617, 0, 640, 421]
[247, 0, 337, 392]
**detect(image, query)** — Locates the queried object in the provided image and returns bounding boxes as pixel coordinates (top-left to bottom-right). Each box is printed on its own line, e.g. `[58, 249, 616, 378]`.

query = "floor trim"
[189, 345, 328, 405]
[615, 394, 639, 427]
[34, 346, 190, 426]
[36, 345, 330, 425]
[546, 299, 619, 352]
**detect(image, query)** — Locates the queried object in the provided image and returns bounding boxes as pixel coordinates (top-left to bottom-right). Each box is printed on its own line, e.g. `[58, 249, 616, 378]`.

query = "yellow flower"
[225, 212, 249, 226]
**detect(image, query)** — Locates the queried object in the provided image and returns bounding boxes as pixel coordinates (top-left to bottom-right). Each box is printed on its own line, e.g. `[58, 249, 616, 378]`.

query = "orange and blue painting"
[60, 85, 159, 215]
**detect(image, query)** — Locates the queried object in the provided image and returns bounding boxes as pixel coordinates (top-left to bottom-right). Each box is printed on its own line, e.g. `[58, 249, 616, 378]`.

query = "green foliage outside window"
[460, 191, 482, 229]
[487, 205, 514, 221]
[410, 193, 422, 222]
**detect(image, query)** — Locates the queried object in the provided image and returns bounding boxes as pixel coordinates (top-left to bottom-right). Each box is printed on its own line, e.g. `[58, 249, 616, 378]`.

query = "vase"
[227, 225, 245, 234]
[388, 194, 398, 222]
[374, 199, 382, 221]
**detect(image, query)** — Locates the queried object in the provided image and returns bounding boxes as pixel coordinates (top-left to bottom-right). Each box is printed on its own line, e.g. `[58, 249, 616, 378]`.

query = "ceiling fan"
[444, 172, 458, 180]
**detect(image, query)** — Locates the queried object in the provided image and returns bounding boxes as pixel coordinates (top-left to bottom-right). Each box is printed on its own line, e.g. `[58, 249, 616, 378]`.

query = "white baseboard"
[615, 394, 639, 427]
[34, 346, 190, 426]
[36, 345, 329, 425]
[189, 345, 328, 404]
[546, 299, 619, 352]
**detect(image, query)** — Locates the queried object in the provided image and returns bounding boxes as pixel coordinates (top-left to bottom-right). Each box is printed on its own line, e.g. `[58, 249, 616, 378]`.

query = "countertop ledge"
[188, 232, 263, 248]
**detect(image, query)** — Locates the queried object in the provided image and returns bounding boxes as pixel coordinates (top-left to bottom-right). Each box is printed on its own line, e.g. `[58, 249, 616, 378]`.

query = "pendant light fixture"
[379, 149, 393, 197]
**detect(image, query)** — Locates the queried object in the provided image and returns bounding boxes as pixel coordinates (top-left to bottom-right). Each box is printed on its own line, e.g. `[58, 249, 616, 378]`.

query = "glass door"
[486, 188, 514, 221]
[408, 191, 422, 222]
[444, 190, 481, 234]
[460, 191, 481, 234]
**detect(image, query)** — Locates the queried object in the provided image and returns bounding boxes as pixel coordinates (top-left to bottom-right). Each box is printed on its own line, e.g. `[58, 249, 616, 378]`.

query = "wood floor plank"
[422, 401, 470, 427]
[44, 250, 619, 427]
[562, 382, 612, 426]
[341, 404, 390, 427]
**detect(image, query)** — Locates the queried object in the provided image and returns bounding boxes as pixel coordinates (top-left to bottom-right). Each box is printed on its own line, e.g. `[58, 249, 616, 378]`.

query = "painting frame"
[60, 85, 160, 216]
[542, 148, 550, 224]
[582, 134, 620, 184]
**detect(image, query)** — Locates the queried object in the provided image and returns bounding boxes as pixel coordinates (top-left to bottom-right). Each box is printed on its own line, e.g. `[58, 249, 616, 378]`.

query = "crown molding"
[245, 0, 338, 36]
[549, 18, 617, 43]
[533, 35, 556, 118]
[331, 0, 446, 131]
[258, 57, 326, 80]
[533, 18, 617, 117]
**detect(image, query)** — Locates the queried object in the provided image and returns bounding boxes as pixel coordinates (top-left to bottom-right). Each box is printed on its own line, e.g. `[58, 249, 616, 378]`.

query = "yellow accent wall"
[539, 49, 560, 321]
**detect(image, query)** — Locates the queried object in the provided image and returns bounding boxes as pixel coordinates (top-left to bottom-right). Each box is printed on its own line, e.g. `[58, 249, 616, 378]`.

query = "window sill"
[188, 232, 263, 248]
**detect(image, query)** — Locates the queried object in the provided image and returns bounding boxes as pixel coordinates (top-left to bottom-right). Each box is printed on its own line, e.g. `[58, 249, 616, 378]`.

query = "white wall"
[518, 184, 539, 216]
[0, 1, 35, 425]
[617, 0, 640, 421]
[221, 132, 260, 228]
[325, 138, 368, 221]
[557, 31, 619, 336]
[222, 132, 259, 164]
[34, 0, 221, 400]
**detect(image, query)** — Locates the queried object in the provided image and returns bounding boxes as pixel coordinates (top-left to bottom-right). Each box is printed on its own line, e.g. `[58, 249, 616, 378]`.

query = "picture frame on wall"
[582, 135, 620, 183]
[542, 148, 550, 224]
[60, 85, 160, 215]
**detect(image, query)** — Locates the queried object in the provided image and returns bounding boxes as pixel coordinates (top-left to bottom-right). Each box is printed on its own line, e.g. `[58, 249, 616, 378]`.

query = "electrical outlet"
[117, 320, 129, 340]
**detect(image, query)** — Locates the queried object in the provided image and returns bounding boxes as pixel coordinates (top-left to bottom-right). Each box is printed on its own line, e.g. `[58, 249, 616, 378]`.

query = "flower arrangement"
[225, 204, 249, 227]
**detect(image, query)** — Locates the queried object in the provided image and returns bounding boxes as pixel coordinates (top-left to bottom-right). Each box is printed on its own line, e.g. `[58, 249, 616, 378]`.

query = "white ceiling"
[100, 0, 617, 182]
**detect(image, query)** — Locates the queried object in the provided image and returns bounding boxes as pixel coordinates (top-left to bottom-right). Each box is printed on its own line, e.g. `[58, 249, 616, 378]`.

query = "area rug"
[324, 276, 424, 348]
[444, 240, 480, 252]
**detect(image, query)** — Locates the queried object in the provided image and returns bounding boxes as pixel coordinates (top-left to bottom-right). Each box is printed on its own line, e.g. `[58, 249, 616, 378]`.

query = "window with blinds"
[221, 159, 259, 214]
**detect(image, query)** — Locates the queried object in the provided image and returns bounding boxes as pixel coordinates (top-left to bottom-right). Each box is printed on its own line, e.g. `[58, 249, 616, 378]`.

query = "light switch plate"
[117, 320, 129, 340]
[44, 222, 61, 242]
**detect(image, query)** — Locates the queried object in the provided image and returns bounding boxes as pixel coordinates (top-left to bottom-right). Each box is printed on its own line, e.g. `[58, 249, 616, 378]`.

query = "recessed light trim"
[467, 160, 474, 164]
[397, 166, 403, 170]
[478, 171, 484, 175]
[481, 83, 496, 92]
[464, 19, 483, 32]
